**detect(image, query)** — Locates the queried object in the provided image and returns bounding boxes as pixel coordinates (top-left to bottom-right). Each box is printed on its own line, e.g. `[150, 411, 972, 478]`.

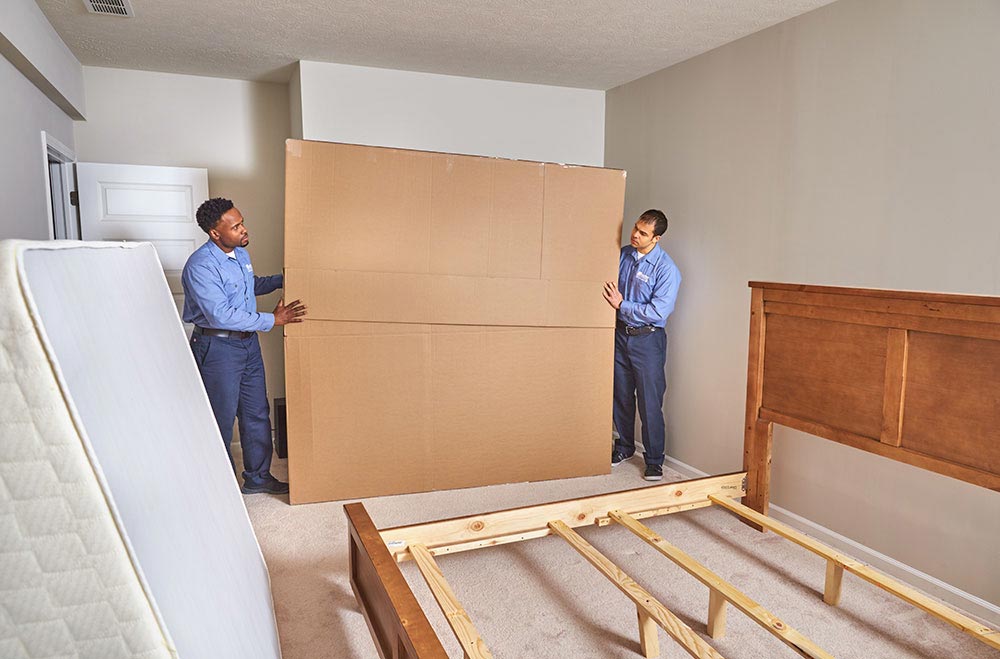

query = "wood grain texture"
[548, 520, 726, 659]
[879, 329, 908, 447]
[747, 281, 1000, 494]
[902, 332, 1000, 475]
[761, 314, 887, 439]
[345, 503, 448, 659]
[381, 472, 746, 561]
[610, 511, 832, 659]
[709, 496, 1000, 651]
[743, 287, 773, 520]
[753, 282, 1000, 312]
[410, 544, 493, 659]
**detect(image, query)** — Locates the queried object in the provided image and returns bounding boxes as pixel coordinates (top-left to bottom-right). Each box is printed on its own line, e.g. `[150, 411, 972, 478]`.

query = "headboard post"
[742, 285, 772, 530]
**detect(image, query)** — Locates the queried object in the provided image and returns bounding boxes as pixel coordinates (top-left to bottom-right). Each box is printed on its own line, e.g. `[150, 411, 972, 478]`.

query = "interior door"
[76, 162, 209, 328]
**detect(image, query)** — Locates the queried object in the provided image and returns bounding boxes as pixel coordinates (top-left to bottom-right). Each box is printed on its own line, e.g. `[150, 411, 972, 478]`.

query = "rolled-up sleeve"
[184, 263, 275, 332]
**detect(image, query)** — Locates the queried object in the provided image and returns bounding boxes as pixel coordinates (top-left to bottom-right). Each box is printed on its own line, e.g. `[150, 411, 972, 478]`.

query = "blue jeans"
[613, 327, 667, 466]
[190, 332, 274, 487]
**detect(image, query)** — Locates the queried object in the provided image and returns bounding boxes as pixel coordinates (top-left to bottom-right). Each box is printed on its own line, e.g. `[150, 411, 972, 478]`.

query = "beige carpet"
[239, 450, 996, 658]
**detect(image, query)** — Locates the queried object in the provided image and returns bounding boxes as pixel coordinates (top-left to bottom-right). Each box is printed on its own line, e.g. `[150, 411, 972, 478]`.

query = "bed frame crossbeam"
[548, 520, 725, 659]
[709, 494, 1000, 651]
[380, 473, 746, 563]
[410, 544, 494, 659]
[609, 510, 832, 659]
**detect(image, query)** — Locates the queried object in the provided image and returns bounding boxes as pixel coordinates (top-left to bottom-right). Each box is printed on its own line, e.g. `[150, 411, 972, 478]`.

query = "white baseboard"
[662, 456, 1000, 627]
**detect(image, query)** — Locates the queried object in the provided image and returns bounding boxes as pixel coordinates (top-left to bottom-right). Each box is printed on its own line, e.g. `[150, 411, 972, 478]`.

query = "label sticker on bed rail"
[386, 540, 406, 549]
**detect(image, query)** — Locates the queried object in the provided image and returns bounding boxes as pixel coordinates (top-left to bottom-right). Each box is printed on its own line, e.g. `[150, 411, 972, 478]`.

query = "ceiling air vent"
[83, 0, 135, 17]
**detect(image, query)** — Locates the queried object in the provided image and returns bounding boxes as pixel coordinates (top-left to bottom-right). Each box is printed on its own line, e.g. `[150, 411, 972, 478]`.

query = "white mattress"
[0, 240, 281, 658]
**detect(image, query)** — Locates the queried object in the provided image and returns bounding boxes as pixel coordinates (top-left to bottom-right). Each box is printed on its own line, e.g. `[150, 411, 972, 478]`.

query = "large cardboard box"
[284, 140, 625, 503]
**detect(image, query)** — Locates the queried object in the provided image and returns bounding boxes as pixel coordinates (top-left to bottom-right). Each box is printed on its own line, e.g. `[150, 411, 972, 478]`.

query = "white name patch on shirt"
[636, 271, 650, 283]
[245, 263, 253, 272]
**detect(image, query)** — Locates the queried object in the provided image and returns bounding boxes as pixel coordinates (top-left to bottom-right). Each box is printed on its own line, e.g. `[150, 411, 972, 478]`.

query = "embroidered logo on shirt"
[636, 271, 650, 283]
[245, 264, 253, 272]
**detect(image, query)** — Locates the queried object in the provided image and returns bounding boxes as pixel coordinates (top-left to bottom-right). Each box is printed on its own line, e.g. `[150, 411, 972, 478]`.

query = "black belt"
[193, 326, 254, 340]
[615, 321, 658, 336]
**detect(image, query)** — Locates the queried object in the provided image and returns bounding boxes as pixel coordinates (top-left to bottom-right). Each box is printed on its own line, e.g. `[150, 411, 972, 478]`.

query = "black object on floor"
[274, 397, 287, 459]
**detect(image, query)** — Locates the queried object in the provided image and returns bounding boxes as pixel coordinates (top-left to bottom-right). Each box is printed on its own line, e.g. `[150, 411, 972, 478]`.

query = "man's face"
[210, 207, 250, 251]
[629, 219, 660, 254]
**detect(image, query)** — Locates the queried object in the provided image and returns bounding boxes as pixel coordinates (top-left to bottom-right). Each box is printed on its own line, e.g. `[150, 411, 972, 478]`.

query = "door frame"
[41, 130, 78, 240]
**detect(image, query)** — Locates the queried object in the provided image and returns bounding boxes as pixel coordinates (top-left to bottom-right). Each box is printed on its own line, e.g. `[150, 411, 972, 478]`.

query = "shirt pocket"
[635, 270, 654, 300]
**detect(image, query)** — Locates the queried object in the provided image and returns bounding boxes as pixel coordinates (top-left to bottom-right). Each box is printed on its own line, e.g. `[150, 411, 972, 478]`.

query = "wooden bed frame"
[345, 282, 1000, 658]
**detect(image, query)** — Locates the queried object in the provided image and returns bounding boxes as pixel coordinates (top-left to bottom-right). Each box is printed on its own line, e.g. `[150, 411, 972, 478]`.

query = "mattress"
[0, 240, 281, 658]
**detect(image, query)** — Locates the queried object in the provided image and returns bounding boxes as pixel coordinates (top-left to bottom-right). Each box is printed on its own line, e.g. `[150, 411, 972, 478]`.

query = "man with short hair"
[182, 197, 306, 495]
[602, 209, 681, 481]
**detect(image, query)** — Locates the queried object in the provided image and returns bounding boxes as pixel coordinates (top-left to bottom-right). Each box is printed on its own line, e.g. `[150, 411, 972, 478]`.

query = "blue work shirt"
[617, 245, 681, 328]
[181, 240, 283, 332]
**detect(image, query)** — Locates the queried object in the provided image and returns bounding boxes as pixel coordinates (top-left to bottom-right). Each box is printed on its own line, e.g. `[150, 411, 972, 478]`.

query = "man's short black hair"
[196, 197, 234, 234]
[639, 209, 668, 237]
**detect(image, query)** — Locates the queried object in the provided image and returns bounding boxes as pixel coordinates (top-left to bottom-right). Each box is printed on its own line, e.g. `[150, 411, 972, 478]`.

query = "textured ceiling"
[37, 0, 836, 90]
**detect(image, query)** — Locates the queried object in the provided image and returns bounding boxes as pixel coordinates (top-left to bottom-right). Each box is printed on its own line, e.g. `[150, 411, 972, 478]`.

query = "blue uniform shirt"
[617, 245, 681, 328]
[181, 240, 283, 332]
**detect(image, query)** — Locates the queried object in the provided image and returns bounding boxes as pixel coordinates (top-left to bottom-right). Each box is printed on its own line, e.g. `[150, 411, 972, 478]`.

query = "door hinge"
[69, 191, 79, 206]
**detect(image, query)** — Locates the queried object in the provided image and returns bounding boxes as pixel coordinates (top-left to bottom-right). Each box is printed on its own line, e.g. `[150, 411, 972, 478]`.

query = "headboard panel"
[743, 282, 1000, 516]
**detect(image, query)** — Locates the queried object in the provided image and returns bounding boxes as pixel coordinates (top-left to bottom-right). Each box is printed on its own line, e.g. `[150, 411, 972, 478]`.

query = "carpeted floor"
[239, 450, 997, 658]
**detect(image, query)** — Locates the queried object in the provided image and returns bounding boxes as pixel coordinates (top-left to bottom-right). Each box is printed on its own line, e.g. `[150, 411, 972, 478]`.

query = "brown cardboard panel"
[285, 327, 613, 504]
[542, 164, 626, 282]
[329, 144, 434, 274]
[284, 320, 555, 339]
[284, 139, 336, 269]
[285, 268, 613, 328]
[284, 140, 626, 503]
[429, 154, 492, 276]
[285, 140, 622, 281]
[488, 160, 545, 279]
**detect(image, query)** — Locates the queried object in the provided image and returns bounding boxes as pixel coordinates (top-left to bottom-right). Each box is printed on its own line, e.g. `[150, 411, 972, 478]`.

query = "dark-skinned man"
[603, 209, 681, 482]
[182, 197, 306, 494]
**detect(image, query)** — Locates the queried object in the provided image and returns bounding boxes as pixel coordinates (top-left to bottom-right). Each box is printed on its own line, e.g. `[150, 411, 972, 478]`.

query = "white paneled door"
[76, 162, 209, 325]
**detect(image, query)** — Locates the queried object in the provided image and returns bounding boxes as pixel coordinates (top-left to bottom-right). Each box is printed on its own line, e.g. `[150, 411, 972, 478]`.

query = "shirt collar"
[205, 240, 241, 265]
[631, 245, 663, 265]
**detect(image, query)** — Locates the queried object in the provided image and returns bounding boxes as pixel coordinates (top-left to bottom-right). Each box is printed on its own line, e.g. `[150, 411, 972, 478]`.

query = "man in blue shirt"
[182, 197, 306, 495]
[602, 209, 681, 481]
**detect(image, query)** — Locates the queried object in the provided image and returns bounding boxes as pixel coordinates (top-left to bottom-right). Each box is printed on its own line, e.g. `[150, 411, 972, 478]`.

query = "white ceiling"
[37, 0, 836, 90]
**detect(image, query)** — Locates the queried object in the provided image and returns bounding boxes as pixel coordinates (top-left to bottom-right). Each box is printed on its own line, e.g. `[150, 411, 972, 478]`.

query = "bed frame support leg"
[824, 560, 844, 606]
[637, 606, 660, 658]
[707, 588, 728, 639]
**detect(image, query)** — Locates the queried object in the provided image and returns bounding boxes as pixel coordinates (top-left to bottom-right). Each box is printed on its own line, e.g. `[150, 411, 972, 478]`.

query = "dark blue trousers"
[613, 327, 667, 466]
[190, 332, 273, 487]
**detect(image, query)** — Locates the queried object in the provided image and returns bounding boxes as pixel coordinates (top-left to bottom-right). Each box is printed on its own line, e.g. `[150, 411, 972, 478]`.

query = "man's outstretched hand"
[603, 281, 623, 310]
[273, 298, 307, 326]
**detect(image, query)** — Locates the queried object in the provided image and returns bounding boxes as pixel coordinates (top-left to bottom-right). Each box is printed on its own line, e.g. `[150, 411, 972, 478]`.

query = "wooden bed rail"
[710, 494, 1000, 651]
[347, 473, 745, 658]
[345, 503, 448, 659]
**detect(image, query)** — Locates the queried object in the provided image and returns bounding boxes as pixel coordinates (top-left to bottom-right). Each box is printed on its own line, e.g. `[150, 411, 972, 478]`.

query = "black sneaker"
[611, 450, 635, 466]
[643, 464, 663, 481]
[241, 477, 289, 495]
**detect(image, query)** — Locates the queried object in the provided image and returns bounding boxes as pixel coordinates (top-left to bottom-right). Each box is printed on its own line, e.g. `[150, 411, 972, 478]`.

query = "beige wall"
[0, 54, 75, 240]
[74, 67, 291, 399]
[606, 0, 1000, 610]
[295, 60, 606, 165]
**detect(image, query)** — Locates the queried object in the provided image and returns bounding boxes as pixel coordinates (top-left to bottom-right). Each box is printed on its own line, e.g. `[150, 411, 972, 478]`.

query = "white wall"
[74, 67, 291, 400]
[0, 0, 85, 118]
[296, 60, 605, 166]
[0, 55, 75, 240]
[605, 0, 1000, 614]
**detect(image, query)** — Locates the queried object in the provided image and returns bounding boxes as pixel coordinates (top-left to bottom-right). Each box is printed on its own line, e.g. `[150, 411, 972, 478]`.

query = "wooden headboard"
[743, 282, 1000, 516]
